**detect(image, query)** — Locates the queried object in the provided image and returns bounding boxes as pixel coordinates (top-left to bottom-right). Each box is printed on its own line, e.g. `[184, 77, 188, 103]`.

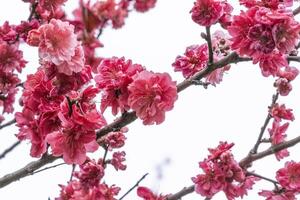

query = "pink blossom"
[99, 127, 128, 150]
[35, 19, 77, 65]
[0, 21, 17, 42]
[29, 19, 85, 76]
[239, 0, 293, 9]
[172, 44, 208, 78]
[137, 186, 168, 200]
[74, 159, 105, 188]
[278, 66, 299, 81]
[228, 7, 300, 76]
[190, 0, 230, 27]
[15, 20, 40, 41]
[192, 142, 256, 199]
[128, 71, 178, 125]
[276, 161, 300, 191]
[0, 41, 26, 73]
[270, 104, 294, 122]
[275, 78, 292, 96]
[134, 0, 157, 12]
[259, 190, 296, 200]
[16, 109, 48, 157]
[252, 52, 288, 77]
[268, 121, 289, 160]
[95, 57, 144, 115]
[110, 151, 127, 171]
[72, 184, 120, 200]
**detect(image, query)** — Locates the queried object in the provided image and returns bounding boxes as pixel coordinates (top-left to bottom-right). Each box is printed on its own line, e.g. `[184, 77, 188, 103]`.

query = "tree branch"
[0, 141, 21, 159]
[293, 5, 300, 16]
[118, 173, 149, 200]
[205, 26, 214, 64]
[0, 153, 59, 188]
[0, 118, 16, 130]
[250, 92, 279, 154]
[166, 185, 195, 200]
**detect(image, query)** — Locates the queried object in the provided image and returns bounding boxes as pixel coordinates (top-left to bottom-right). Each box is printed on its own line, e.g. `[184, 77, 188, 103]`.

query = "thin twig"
[32, 163, 65, 175]
[205, 26, 214, 64]
[247, 171, 278, 185]
[250, 92, 279, 154]
[69, 164, 76, 181]
[293, 5, 300, 16]
[118, 173, 149, 200]
[0, 141, 21, 159]
[0, 118, 16, 130]
[28, 2, 38, 21]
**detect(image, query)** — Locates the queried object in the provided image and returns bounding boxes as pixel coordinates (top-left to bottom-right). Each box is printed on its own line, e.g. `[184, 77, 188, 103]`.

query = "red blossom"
[270, 104, 294, 122]
[275, 78, 292, 96]
[268, 121, 290, 160]
[276, 161, 300, 191]
[137, 186, 168, 200]
[134, 0, 157, 12]
[128, 71, 178, 125]
[110, 151, 127, 171]
[95, 57, 144, 115]
[191, 0, 231, 27]
[172, 44, 208, 78]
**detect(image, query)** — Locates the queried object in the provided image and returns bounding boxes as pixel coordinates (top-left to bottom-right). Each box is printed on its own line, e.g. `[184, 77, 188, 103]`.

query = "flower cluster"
[95, 57, 144, 115]
[172, 31, 231, 85]
[56, 158, 120, 200]
[228, 6, 300, 77]
[0, 21, 27, 121]
[268, 103, 295, 161]
[95, 57, 178, 125]
[192, 142, 258, 199]
[16, 70, 105, 164]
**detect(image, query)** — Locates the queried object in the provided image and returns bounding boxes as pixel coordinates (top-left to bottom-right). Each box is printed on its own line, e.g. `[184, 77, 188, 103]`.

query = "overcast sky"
[1, 0, 300, 199]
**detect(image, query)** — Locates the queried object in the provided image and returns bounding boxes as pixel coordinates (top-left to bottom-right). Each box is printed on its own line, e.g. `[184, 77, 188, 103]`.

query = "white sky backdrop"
[1, 0, 300, 199]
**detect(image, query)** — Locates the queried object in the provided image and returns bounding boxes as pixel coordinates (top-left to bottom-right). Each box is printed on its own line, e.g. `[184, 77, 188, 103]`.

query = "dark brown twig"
[166, 185, 194, 200]
[250, 92, 279, 154]
[0, 141, 21, 159]
[205, 26, 214, 64]
[118, 173, 149, 200]
[0, 118, 16, 130]
[293, 5, 300, 16]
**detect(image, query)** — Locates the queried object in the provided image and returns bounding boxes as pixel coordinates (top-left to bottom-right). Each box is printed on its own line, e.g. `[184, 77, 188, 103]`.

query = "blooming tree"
[1, 0, 300, 199]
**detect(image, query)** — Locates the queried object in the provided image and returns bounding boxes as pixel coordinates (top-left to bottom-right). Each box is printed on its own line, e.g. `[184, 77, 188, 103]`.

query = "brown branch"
[0, 153, 59, 188]
[250, 92, 279, 154]
[240, 135, 300, 168]
[246, 171, 278, 186]
[293, 5, 300, 16]
[205, 26, 214, 64]
[287, 56, 300, 62]
[0, 118, 16, 130]
[0, 141, 21, 159]
[118, 173, 149, 200]
[166, 185, 195, 200]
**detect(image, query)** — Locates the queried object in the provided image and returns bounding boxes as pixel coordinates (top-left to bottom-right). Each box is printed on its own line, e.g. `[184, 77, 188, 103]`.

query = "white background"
[1, 0, 300, 199]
